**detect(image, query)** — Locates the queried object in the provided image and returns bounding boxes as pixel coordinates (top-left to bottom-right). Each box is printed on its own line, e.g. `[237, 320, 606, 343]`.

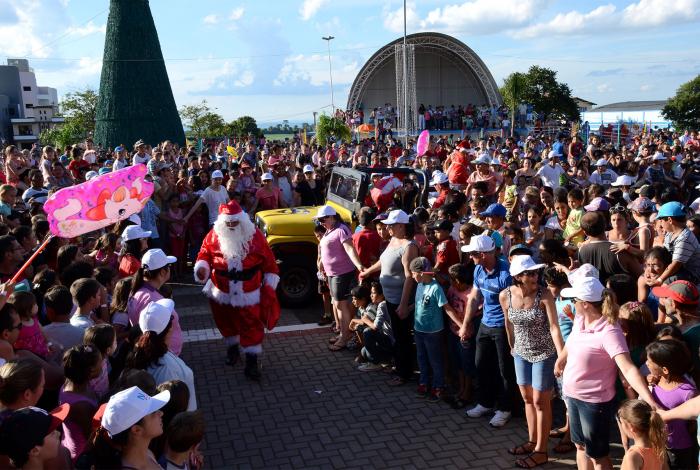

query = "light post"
[322, 36, 335, 113]
[403, 0, 408, 147]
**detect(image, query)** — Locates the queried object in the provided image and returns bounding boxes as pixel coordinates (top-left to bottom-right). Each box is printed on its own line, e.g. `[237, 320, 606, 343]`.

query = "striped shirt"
[665, 228, 700, 281]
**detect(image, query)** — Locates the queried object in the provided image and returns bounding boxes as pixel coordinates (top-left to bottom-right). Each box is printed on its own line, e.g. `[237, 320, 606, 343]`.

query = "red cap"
[652, 280, 699, 305]
[218, 200, 243, 216]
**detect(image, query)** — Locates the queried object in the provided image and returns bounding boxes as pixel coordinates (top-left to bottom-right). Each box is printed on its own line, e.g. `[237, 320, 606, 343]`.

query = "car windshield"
[328, 172, 360, 203]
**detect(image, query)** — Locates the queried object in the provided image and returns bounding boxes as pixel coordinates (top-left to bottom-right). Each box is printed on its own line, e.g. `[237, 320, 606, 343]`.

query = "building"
[581, 100, 671, 131]
[573, 97, 596, 114]
[0, 59, 63, 148]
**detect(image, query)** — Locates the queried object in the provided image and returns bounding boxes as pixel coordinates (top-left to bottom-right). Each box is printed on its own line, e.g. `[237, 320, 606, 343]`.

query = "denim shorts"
[513, 353, 556, 392]
[566, 396, 616, 459]
[328, 271, 357, 302]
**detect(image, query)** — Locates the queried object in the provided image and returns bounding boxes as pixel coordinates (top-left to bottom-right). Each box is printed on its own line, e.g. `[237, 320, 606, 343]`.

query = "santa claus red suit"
[194, 200, 280, 380]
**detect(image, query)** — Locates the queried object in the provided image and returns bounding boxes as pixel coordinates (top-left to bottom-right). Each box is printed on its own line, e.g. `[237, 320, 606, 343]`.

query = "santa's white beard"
[214, 214, 256, 261]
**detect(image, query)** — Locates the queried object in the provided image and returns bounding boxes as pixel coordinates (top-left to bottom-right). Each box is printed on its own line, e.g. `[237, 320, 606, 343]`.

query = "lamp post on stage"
[402, 0, 408, 147]
[322, 36, 335, 113]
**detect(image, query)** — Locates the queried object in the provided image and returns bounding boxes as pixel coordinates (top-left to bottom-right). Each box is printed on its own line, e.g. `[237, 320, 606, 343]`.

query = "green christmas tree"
[94, 0, 185, 149]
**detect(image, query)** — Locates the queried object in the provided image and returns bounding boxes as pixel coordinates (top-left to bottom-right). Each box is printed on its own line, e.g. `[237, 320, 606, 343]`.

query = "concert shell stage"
[347, 32, 502, 115]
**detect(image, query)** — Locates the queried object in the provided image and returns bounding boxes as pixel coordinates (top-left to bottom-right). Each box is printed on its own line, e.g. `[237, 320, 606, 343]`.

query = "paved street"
[173, 284, 620, 469]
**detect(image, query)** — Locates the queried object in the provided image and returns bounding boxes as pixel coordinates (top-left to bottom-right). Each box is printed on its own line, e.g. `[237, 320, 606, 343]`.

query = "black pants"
[474, 324, 517, 412]
[388, 302, 415, 380]
[362, 328, 393, 364]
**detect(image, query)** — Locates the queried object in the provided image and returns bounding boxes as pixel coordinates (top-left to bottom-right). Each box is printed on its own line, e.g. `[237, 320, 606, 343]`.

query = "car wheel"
[277, 255, 315, 307]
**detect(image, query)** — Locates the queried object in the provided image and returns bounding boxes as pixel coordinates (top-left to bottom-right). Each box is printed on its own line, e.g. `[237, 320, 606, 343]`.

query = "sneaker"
[415, 384, 429, 398]
[466, 404, 494, 418]
[346, 338, 358, 351]
[358, 363, 383, 372]
[426, 388, 444, 403]
[489, 410, 512, 428]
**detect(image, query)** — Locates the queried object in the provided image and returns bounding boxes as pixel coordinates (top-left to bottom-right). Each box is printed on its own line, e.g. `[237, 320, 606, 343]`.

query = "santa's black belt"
[214, 267, 259, 281]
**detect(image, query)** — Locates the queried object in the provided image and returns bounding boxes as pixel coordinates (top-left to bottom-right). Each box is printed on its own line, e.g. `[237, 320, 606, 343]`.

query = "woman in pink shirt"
[315, 205, 364, 351]
[555, 276, 659, 470]
[127, 249, 183, 356]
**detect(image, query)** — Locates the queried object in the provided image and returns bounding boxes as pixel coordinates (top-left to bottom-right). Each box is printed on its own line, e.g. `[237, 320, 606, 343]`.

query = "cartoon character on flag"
[369, 173, 403, 213]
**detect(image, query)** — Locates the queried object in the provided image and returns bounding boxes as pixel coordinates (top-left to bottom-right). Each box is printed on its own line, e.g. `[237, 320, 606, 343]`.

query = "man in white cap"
[460, 234, 516, 428]
[194, 200, 280, 380]
[588, 158, 618, 189]
[536, 151, 566, 189]
[183, 169, 229, 228]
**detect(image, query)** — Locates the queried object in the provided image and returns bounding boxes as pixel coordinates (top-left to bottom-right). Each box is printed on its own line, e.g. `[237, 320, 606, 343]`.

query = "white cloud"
[76, 56, 102, 76]
[639, 84, 651, 91]
[622, 0, 699, 27]
[234, 70, 254, 87]
[273, 53, 359, 87]
[514, 4, 615, 38]
[383, 1, 420, 33]
[229, 7, 245, 21]
[203, 8, 244, 25]
[300, 0, 327, 21]
[202, 14, 218, 25]
[422, 0, 548, 33]
[597, 83, 613, 93]
[65, 20, 106, 37]
[0, 1, 55, 58]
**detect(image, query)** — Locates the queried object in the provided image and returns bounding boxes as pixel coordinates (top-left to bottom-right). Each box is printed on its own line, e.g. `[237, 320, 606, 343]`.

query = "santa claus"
[193, 200, 280, 380]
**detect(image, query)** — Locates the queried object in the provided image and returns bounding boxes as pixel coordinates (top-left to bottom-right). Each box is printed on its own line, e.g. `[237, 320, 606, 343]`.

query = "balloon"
[227, 145, 238, 159]
[44, 165, 154, 238]
[417, 129, 430, 156]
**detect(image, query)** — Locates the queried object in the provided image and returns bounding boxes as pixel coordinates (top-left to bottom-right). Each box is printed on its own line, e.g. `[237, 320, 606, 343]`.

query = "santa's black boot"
[225, 344, 240, 366]
[244, 353, 261, 381]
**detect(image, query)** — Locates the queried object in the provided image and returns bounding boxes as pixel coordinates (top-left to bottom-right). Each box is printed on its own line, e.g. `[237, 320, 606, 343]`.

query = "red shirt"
[119, 254, 141, 278]
[352, 228, 382, 269]
[67, 159, 89, 179]
[432, 188, 449, 209]
[435, 239, 459, 274]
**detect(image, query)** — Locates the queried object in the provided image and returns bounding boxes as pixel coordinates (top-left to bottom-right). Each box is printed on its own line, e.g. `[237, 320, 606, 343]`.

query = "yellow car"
[256, 166, 430, 306]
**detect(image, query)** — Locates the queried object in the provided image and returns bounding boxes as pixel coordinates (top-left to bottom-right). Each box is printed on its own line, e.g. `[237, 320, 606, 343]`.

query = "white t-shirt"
[70, 314, 95, 330]
[588, 169, 618, 187]
[536, 164, 566, 189]
[148, 351, 197, 411]
[201, 186, 230, 225]
[133, 153, 150, 165]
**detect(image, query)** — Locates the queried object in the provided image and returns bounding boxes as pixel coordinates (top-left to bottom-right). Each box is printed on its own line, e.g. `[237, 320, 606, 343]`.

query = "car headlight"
[256, 217, 268, 238]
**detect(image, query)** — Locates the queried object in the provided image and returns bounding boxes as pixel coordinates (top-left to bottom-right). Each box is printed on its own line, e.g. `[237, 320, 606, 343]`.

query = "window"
[23, 86, 31, 91]
[25, 103, 33, 108]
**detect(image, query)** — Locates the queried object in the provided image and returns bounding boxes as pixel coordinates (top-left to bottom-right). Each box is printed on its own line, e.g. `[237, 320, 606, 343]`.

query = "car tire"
[277, 255, 315, 307]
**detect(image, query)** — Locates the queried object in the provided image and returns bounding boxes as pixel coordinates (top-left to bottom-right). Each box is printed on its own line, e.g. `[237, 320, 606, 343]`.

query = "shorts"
[513, 353, 556, 392]
[328, 271, 357, 302]
[566, 396, 616, 459]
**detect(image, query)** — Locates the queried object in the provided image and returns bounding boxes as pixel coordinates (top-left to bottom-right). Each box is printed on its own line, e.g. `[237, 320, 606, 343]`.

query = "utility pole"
[403, 0, 408, 147]
[322, 36, 335, 113]
[313, 111, 317, 128]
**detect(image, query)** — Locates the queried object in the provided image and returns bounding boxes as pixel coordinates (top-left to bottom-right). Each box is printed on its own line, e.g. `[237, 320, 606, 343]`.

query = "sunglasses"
[610, 204, 627, 214]
[317, 216, 329, 222]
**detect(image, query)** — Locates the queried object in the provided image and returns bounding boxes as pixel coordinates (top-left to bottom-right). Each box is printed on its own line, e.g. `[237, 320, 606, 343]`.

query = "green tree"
[39, 88, 99, 148]
[315, 114, 351, 146]
[662, 75, 700, 130]
[231, 116, 260, 137]
[500, 72, 527, 136]
[520, 66, 580, 123]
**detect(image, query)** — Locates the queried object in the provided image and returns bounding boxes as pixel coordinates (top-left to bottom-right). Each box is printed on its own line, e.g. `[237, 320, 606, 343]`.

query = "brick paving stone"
[172, 286, 614, 470]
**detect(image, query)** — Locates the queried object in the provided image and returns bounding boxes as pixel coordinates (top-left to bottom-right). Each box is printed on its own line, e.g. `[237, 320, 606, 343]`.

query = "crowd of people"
[0, 124, 698, 469]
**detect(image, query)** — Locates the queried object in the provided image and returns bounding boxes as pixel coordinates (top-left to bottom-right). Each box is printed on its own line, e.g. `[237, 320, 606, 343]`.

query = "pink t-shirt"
[447, 286, 470, 336]
[127, 284, 183, 356]
[563, 315, 628, 403]
[319, 224, 356, 277]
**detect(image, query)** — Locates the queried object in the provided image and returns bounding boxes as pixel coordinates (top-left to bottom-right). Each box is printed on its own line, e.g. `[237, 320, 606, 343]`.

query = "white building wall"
[18, 70, 38, 118]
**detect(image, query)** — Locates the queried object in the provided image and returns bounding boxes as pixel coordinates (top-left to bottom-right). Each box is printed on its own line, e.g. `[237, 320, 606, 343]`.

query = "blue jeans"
[361, 328, 393, 364]
[566, 397, 616, 459]
[415, 330, 445, 389]
[447, 322, 478, 379]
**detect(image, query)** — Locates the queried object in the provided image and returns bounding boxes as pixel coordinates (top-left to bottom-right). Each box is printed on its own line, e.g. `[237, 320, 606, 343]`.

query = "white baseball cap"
[567, 263, 600, 286]
[611, 175, 636, 187]
[121, 225, 152, 242]
[509, 255, 546, 277]
[261, 172, 274, 181]
[211, 170, 224, 179]
[141, 249, 177, 271]
[85, 171, 98, 181]
[312, 205, 337, 219]
[561, 276, 605, 302]
[139, 298, 175, 334]
[547, 150, 562, 159]
[101, 386, 170, 437]
[431, 172, 448, 185]
[128, 214, 141, 225]
[652, 152, 666, 161]
[303, 164, 314, 173]
[595, 158, 608, 167]
[460, 234, 496, 253]
[383, 209, 410, 225]
[474, 155, 491, 165]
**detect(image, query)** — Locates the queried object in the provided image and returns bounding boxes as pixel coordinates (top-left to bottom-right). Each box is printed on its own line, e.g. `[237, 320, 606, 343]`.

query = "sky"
[1, 0, 699, 125]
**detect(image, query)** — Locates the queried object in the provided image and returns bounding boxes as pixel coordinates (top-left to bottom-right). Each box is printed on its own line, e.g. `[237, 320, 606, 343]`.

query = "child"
[617, 399, 668, 470]
[499, 169, 518, 218]
[83, 324, 117, 400]
[638, 247, 672, 322]
[69, 278, 104, 330]
[0, 185, 19, 228]
[93, 266, 116, 322]
[90, 233, 119, 271]
[9, 291, 50, 359]
[166, 195, 186, 276]
[151, 380, 192, 459]
[546, 195, 568, 240]
[109, 277, 132, 341]
[159, 411, 206, 470]
[0, 405, 68, 470]
[0, 303, 21, 362]
[60, 344, 101, 461]
[43, 285, 84, 350]
[348, 285, 375, 345]
[646, 339, 697, 468]
[563, 188, 585, 247]
[446, 264, 477, 408]
[409, 256, 459, 402]
[352, 282, 394, 372]
[524, 206, 547, 262]
[432, 220, 459, 286]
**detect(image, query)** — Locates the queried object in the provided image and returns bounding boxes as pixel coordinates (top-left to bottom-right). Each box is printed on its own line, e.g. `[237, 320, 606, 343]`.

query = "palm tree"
[315, 114, 351, 147]
[500, 72, 527, 137]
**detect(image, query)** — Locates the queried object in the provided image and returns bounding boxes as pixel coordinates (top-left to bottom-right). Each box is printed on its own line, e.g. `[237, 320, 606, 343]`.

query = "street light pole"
[403, 0, 408, 147]
[322, 36, 335, 113]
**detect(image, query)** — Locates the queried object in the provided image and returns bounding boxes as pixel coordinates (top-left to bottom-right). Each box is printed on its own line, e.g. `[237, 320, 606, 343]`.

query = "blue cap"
[489, 230, 503, 249]
[98, 167, 111, 175]
[59, 155, 69, 165]
[480, 203, 507, 218]
[114, 146, 124, 152]
[104, 159, 114, 166]
[657, 201, 686, 218]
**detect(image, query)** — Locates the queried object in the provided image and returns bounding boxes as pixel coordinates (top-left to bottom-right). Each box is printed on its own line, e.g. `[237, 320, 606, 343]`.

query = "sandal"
[508, 441, 535, 456]
[328, 339, 348, 351]
[515, 451, 548, 469]
[328, 335, 341, 344]
[553, 439, 576, 454]
[549, 428, 566, 439]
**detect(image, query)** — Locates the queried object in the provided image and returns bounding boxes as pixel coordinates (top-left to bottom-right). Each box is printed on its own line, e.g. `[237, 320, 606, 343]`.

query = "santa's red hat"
[218, 200, 243, 216]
